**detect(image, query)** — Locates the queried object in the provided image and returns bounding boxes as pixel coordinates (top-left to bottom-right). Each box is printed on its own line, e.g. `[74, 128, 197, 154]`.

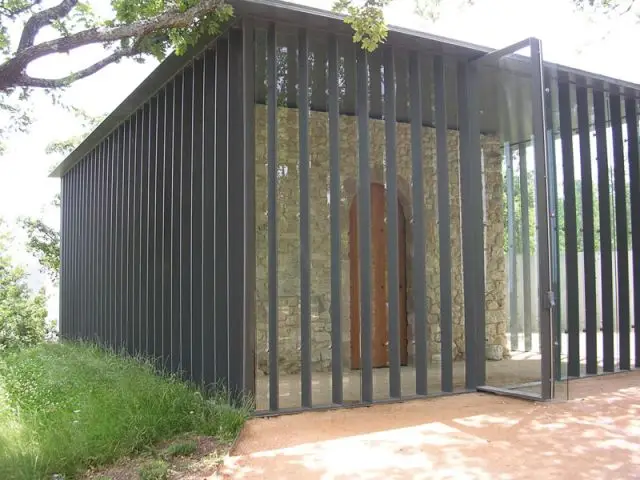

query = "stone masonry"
[254, 104, 508, 375]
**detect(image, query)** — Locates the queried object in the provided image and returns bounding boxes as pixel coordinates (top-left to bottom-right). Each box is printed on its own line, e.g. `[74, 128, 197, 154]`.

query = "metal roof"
[50, 0, 640, 177]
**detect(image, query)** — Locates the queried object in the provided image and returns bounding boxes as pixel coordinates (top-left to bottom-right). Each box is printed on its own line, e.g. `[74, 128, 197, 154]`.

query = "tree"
[0, 218, 49, 350]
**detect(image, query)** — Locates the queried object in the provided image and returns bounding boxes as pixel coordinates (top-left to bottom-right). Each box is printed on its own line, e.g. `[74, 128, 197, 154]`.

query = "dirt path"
[219, 372, 640, 479]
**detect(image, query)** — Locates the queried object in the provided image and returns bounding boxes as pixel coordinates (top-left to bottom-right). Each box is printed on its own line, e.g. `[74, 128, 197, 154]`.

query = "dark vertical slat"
[98, 146, 104, 342]
[147, 99, 157, 359]
[298, 27, 312, 408]
[76, 161, 83, 339]
[68, 169, 74, 338]
[625, 97, 640, 367]
[395, 54, 408, 122]
[89, 150, 96, 340]
[171, 75, 183, 373]
[100, 141, 107, 343]
[420, 58, 432, 125]
[506, 142, 519, 351]
[100, 140, 107, 344]
[610, 90, 630, 370]
[519, 142, 532, 352]
[228, 28, 245, 395]
[266, 22, 279, 411]
[101, 142, 108, 343]
[343, 43, 356, 114]
[328, 34, 343, 405]
[286, 35, 298, 108]
[255, 31, 267, 105]
[97, 147, 102, 342]
[155, 91, 166, 364]
[117, 125, 126, 349]
[59, 177, 65, 337]
[593, 88, 615, 372]
[89, 153, 94, 339]
[92, 149, 98, 341]
[577, 83, 598, 374]
[82, 158, 88, 339]
[242, 19, 256, 397]
[151, 95, 162, 361]
[60, 177, 66, 337]
[71, 166, 79, 338]
[369, 52, 382, 119]
[133, 110, 143, 354]
[409, 51, 427, 395]
[140, 104, 150, 355]
[214, 39, 229, 387]
[67, 170, 73, 337]
[63, 175, 69, 337]
[122, 124, 130, 350]
[83, 153, 90, 340]
[458, 61, 485, 389]
[125, 118, 134, 352]
[529, 38, 553, 400]
[192, 57, 204, 385]
[109, 131, 116, 347]
[434, 55, 453, 393]
[356, 46, 374, 403]
[311, 42, 327, 110]
[87, 152, 94, 340]
[202, 48, 216, 387]
[181, 66, 194, 380]
[78, 163, 84, 339]
[383, 46, 401, 399]
[558, 79, 580, 377]
[162, 82, 173, 370]
[75, 164, 81, 338]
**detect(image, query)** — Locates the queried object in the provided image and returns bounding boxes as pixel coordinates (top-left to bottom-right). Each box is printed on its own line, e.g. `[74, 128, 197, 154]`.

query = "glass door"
[473, 38, 555, 401]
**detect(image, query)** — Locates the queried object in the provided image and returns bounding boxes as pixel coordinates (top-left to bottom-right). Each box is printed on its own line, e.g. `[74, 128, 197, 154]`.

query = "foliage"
[0, 342, 250, 480]
[163, 439, 198, 458]
[18, 202, 61, 284]
[333, 0, 393, 51]
[503, 152, 633, 256]
[0, 219, 48, 351]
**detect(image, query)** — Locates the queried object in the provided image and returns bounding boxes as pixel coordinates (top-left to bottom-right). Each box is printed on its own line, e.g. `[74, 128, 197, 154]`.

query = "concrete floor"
[255, 332, 637, 410]
[222, 371, 640, 479]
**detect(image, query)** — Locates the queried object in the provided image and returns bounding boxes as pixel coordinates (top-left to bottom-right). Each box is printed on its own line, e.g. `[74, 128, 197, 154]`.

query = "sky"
[0, 0, 638, 316]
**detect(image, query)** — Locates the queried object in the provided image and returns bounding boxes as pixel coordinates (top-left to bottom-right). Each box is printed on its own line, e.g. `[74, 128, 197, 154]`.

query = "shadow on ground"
[220, 371, 640, 479]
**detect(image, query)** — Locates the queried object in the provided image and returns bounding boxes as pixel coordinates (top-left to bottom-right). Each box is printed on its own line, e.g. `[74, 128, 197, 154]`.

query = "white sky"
[0, 0, 638, 313]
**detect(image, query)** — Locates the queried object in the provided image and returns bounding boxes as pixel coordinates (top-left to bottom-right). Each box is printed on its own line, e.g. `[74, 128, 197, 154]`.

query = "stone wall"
[254, 104, 507, 375]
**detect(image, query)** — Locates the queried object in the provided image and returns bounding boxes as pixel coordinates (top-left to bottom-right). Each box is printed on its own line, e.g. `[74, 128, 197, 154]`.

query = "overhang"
[50, 0, 640, 177]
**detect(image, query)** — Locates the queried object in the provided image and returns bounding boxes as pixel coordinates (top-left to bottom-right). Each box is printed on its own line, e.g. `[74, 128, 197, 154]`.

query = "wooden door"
[349, 183, 408, 369]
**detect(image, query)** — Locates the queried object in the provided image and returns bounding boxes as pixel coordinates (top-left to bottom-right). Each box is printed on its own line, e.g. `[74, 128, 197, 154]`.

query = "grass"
[0, 342, 250, 480]
[138, 460, 169, 480]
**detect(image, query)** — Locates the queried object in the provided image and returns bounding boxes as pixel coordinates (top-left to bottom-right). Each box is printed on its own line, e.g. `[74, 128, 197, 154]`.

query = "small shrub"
[164, 440, 197, 458]
[0, 222, 48, 351]
[138, 460, 169, 480]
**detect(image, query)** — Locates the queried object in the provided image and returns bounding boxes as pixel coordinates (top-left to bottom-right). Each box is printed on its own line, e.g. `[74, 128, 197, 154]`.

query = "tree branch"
[0, 0, 226, 90]
[18, 0, 79, 51]
[13, 40, 144, 89]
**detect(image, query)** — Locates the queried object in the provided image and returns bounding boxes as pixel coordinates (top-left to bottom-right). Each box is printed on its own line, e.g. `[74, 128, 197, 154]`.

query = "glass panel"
[479, 44, 552, 399]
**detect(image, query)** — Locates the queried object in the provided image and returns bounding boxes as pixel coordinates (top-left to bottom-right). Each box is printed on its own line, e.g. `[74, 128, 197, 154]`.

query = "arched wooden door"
[349, 183, 408, 369]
